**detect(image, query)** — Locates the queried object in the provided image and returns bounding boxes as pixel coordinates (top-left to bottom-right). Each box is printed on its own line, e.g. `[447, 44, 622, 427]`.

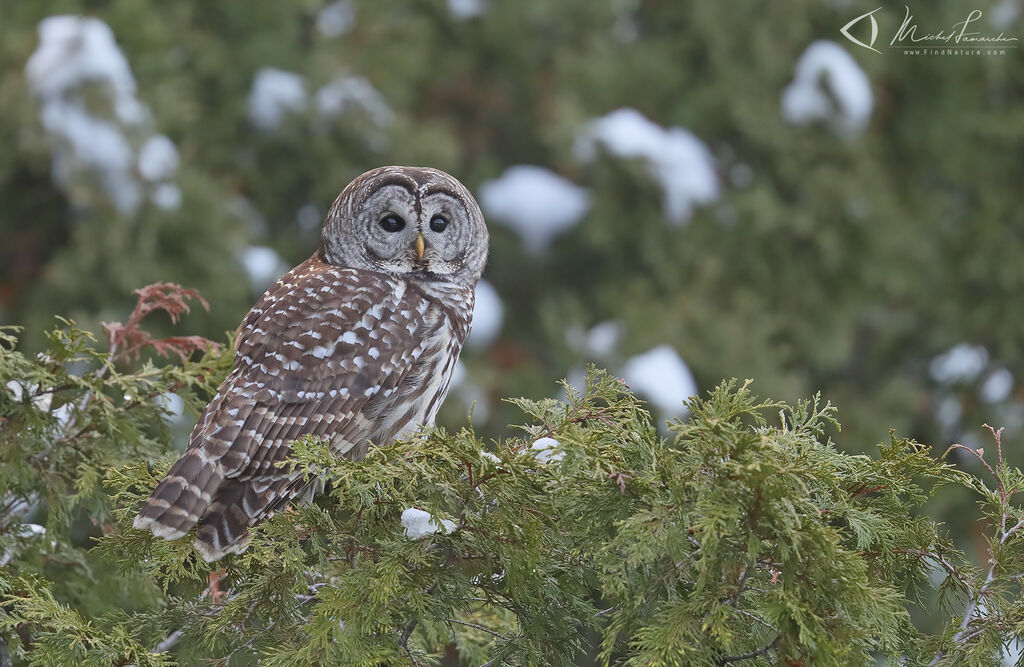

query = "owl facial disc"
[320, 166, 489, 286]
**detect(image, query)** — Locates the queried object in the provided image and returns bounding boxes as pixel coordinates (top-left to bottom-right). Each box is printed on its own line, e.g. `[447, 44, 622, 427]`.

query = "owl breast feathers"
[134, 166, 487, 561]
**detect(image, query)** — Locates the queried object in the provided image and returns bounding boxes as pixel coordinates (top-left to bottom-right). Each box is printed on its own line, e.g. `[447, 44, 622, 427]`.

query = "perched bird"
[134, 166, 488, 561]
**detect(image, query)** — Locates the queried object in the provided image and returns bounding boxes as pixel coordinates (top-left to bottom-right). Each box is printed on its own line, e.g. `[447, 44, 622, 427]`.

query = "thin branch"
[153, 630, 182, 653]
[400, 619, 420, 667]
[900, 549, 974, 599]
[1002, 518, 1024, 544]
[723, 566, 751, 606]
[945, 443, 1002, 502]
[983, 423, 1005, 482]
[717, 637, 779, 665]
[732, 608, 777, 632]
[929, 424, 1017, 666]
[444, 618, 508, 639]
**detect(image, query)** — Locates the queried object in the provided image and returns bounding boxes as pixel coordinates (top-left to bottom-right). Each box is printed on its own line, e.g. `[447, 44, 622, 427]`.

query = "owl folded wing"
[134, 256, 430, 559]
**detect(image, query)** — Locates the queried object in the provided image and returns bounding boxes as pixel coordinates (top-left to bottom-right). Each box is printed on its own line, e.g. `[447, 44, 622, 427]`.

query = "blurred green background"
[2, 0, 1022, 563]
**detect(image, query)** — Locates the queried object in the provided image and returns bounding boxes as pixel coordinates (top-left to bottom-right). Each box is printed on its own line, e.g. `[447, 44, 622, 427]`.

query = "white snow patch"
[930, 343, 989, 385]
[38, 103, 140, 212]
[317, 1, 355, 37]
[17, 524, 47, 538]
[316, 75, 394, 126]
[622, 345, 698, 417]
[586, 321, 621, 358]
[449, 362, 490, 424]
[470, 571, 505, 585]
[479, 165, 590, 253]
[468, 389, 491, 424]
[156, 392, 186, 422]
[137, 134, 182, 210]
[1004, 636, 1024, 666]
[31, 388, 52, 413]
[450, 361, 467, 388]
[8, 382, 48, 413]
[530, 437, 564, 463]
[25, 16, 181, 213]
[248, 68, 307, 130]
[990, 0, 1021, 29]
[936, 396, 962, 428]
[240, 245, 290, 288]
[6, 381, 25, 402]
[564, 367, 588, 397]
[448, 0, 486, 20]
[575, 108, 718, 224]
[460, 380, 491, 425]
[51, 402, 74, 429]
[925, 559, 947, 588]
[0, 523, 48, 567]
[26, 16, 143, 120]
[401, 507, 456, 539]
[781, 40, 873, 137]
[980, 368, 1014, 404]
[480, 450, 501, 464]
[6, 381, 75, 429]
[467, 280, 503, 348]
[152, 183, 182, 210]
[566, 321, 622, 359]
[137, 135, 179, 182]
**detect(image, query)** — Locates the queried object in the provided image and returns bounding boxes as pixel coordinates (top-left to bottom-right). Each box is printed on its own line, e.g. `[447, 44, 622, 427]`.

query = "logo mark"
[841, 7, 883, 53]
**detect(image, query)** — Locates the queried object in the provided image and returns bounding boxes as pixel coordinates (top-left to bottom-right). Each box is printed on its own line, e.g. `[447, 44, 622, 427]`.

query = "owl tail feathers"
[133, 450, 226, 544]
[193, 475, 305, 561]
[188, 480, 254, 562]
[134, 460, 297, 562]
[193, 530, 251, 562]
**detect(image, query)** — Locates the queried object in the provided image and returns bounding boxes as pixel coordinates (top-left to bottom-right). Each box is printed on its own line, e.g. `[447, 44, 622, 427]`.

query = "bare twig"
[444, 618, 508, 639]
[896, 549, 974, 599]
[731, 608, 777, 632]
[400, 619, 420, 667]
[153, 630, 182, 653]
[945, 443, 1002, 501]
[983, 424, 1006, 483]
[929, 425, 1021, 665]
[1003, 519, 1024, 543]
[717, 637, 780, 665]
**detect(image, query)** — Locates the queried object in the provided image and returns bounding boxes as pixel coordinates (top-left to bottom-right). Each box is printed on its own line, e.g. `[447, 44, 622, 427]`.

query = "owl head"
[321, 166, 489, 285]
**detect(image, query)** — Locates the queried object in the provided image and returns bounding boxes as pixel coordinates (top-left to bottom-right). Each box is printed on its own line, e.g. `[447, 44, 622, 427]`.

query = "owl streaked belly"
[354, 298, 465, 458]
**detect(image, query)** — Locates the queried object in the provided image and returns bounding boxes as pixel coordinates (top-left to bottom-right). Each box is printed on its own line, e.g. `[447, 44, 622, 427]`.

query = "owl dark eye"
[429, 215, 448, 232]
[379, 214, 405, 233]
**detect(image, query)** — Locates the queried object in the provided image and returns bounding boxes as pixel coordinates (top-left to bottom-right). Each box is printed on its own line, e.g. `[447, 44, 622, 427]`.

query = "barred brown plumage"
[133, 166, 488, 561]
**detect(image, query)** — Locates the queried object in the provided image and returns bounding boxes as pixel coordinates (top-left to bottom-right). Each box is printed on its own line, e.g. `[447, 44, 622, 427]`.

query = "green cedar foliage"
[3, 294, 1024, 665]
[3, 0, 1021, 460]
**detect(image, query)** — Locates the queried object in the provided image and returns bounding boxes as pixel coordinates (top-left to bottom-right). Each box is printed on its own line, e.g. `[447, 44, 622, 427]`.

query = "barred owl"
[134, 166, 488, 561]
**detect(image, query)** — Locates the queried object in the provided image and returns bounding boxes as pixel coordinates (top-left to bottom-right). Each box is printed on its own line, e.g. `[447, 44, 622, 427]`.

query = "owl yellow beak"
[414, 232, 425, 260]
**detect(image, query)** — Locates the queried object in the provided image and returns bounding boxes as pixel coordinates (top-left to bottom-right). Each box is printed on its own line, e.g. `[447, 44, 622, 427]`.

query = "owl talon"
[207, 569, 225, 603]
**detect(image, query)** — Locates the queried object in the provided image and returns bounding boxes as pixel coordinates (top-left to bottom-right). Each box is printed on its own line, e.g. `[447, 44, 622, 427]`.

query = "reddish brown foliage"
[101, 282, 221, 362]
